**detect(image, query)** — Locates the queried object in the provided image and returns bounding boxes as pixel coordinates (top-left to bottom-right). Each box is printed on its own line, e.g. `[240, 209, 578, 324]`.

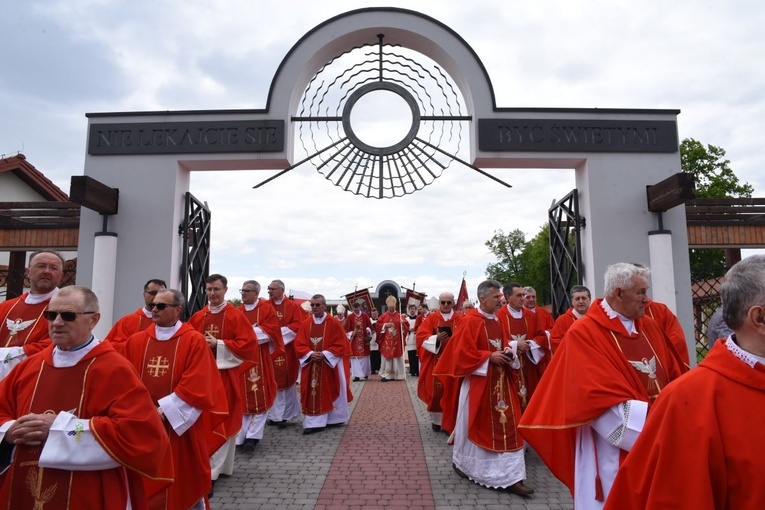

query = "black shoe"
[453, 463, 468, 479]
[277, 420, 287, 429]
[303, 427, 325, 435]
[241, 438, 258, 452]
[380, 377, 390, 382]
[208, 479, 216, 499]
[327, 422, 345, 428]
[431, 423, 442, 432]
[353, 377, 360, 382]
[266, 419, 277, 426]
[363, 376, 368, 380]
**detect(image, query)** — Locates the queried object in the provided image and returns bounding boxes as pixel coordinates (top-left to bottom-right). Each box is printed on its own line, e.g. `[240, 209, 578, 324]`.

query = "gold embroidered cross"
[147, 356, 170, 377]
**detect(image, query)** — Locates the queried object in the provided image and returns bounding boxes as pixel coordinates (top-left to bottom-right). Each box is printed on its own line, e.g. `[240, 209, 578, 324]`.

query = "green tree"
[485, 228, 526, 284]
[681, 138, 754, 277]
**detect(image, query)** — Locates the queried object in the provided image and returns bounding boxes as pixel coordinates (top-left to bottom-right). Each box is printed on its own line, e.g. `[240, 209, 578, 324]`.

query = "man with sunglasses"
[237, 280, 284, 451]
[0, 285, 173, 508]
[0, 251, 64, 380]
[294, 295, 351, 434]
[266, 279, 307, 428]
[120, 288, 227, 510]
[416, 292, 463, 434]
[104, 278, 166, 347]
[189, 274, 259, 488]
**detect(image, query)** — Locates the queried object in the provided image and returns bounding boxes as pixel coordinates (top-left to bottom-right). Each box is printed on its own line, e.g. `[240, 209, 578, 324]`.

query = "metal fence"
[0, 268, 77, 300]
[690, 271, 724, 362]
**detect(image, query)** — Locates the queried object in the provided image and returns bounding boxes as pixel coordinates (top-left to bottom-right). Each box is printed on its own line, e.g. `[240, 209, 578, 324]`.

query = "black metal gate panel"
[549, 189, 584, 317]
[179, 192, 210, 318]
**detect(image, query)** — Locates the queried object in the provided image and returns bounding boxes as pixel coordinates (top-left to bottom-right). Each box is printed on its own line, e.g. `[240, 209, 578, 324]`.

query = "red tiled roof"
[0, 153, 69, 202]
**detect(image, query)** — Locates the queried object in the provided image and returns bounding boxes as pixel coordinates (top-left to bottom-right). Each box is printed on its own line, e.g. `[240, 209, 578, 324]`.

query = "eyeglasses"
[240, 289, 256, 293]
[148, 303, 178, 310]
[144, 290, 159, 295]
[440, 301, 453, 305]
[310, 303, 323, 307]
[43, 311, 97, 322]
[266, 287, 278, 291]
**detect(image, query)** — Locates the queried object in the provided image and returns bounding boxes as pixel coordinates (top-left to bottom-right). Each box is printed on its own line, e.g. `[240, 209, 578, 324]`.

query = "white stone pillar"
[648, 230, 676, 312]
[92, 232, 118, 340]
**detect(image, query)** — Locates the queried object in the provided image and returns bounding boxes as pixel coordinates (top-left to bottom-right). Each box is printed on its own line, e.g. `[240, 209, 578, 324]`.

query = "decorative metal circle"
[293, 38, 470, 199]
[341, 81, 421, 156]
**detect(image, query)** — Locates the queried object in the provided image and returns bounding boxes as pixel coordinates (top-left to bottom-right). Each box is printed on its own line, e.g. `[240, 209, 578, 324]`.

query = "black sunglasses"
[441, 301, 453, 305]
[148, 303, 178, 310]
[43, 311, 97, 322]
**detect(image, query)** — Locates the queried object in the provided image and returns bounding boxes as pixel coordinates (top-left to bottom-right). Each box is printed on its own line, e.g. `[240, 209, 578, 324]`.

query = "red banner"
[344, 289, 375, 314]
[456, 277, 469, 311]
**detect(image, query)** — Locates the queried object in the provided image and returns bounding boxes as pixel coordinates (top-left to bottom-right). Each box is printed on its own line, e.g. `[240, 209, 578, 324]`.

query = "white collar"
[155, 321, 183, 341]
[208, 302, 226, 314]
[601, 299, 637, 336]
[573, 309, 586, 319]
[244, 301, 259, 311]
[506, 305, 523, 319]
[52, 336, 100, 368]
[726, 336, 765, 368]
[312, 313, 327, 325]
[25, 288, 58, 305]
[440, 310, 454, 320]
[477, 308, 497, 320]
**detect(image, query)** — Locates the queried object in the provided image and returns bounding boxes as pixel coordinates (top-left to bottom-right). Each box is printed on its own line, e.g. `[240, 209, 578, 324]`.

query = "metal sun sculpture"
[256, 35, 506, 199]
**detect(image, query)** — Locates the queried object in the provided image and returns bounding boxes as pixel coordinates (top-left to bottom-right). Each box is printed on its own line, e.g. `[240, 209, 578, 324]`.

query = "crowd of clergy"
[1, 250, 764, 509]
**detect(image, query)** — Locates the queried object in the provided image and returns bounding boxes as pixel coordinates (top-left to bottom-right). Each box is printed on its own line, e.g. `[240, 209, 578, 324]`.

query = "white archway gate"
[78, 7, 692, 354]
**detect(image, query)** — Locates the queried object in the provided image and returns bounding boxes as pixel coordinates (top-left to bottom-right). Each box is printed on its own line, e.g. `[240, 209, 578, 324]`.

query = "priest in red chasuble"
[188, 274, 259, 484]
[376, 295, 409, 381]
[496, 282, 548, 409]
[434, 280, 534, 496]
[549, 285, 591, 355]
[0, 285, 173, 510]
[0, 251, 64, 381]
[416, 291, 463, 433]
[266, 279, 307, 427]
[519, 263, 686, 510]
[344, 299, 373, 381]
[294, 294, 351, 434]
[605, 255, 765, 510]
[104, 278, 166, 347]
[121, 288, 227, 510]
[237, 279, 284, 451]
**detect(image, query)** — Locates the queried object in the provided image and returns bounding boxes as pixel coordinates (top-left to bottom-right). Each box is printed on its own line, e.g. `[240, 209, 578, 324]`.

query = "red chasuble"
[496, 306, 548, 408]
[518, 298, 686, 496]
[645, 299, 691, 367]
[238, 300, 285, 414]
[0, 293, 52, 356]
[121, 323, 228, 510]
[0, 341, 173, 510]
[605, 338, 765, 510]
[294, 315, 351, 416]
[344, 311, 372, 357]
[549, 308, 578, 355]
[376, 310, 409, 359]
[104, 307, 154, 347]
[267, 298, 307, 390]
[189, 303, 259, 440]
[415, 310, 462, 413]
[533, 306, 555, 331]
[434, 309, 523, 452]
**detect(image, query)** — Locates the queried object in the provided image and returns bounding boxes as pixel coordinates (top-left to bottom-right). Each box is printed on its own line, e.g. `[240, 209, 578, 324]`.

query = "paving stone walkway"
[212, 374, 574, 510]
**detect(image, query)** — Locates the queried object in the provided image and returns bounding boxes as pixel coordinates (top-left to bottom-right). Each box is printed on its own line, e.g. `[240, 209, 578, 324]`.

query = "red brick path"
[315, 376, 436, 510]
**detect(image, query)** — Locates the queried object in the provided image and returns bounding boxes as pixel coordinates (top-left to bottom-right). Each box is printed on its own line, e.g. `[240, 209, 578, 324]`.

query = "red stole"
[300, 321, 340, 416]
[467, 317, 524, 452]
[346, 313, 371, 357]
[240, 306, 279, 414]
[270, 300, 300, 389]
[500, 309, 539, 408]
[611, 329, 672, 402]
[377, 311, 407, 359]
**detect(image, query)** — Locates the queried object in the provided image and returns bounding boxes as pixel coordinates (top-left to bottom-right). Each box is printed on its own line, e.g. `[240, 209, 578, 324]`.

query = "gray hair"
[271, 279, 285, 290]
[57, 285, 100, 312]
[477, 279, 502, 298]
[523, 286, 536, 294]
[604, 263, 651, 297]
[243, 280, 261, 293]
[721, 255, 765, 330]
[312, 294, 326, 304]
[157, 288, 185, 308]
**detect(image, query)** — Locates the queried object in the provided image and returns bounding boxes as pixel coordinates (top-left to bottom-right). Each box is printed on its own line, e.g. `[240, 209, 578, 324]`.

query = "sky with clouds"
[3, 0, 764, 305]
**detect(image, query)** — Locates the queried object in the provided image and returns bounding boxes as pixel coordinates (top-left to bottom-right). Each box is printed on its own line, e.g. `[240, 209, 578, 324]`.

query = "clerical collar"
[354, 311, 362, 317]
[573, 309, 586, 319]
[726, 336, 765, 368]
[156, 321, 182, 341]
[25, 288, 58, 305]
[52, 336, 100, 368]
[244, 301, 259, 311]
[312, 313, 327, 325]
[441, 310, 454, 320]
[477, 308, 497, 320]
[208, 302, 226, 314]
[601, 299, 638, 336]
[506, 305, 523, 319]
[141, 307, 153, 317]
[527, 307, 537, 313]
[273, 298, 284, 305]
